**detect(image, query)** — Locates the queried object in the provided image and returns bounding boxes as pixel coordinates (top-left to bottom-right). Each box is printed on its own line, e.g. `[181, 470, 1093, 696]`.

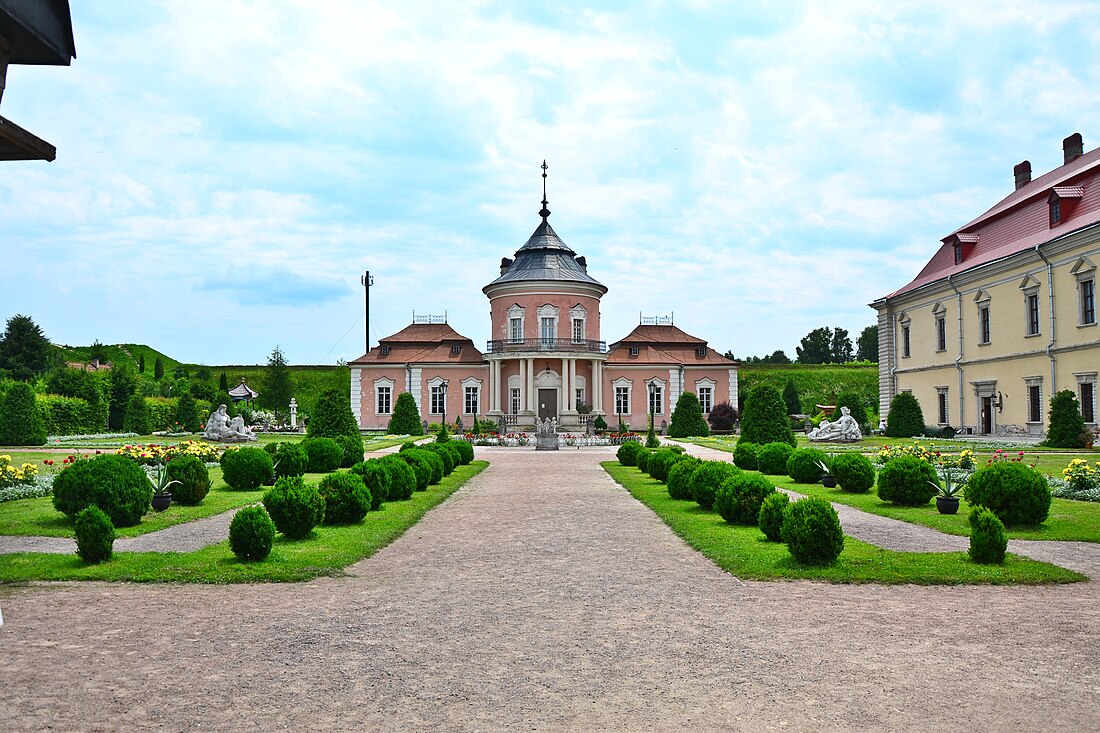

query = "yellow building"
[872, 133, 1099, 438]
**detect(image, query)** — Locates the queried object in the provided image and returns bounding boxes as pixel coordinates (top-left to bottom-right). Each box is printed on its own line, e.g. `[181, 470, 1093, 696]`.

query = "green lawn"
[603, 461, 1085, 585]
[0, 461, 488, 583]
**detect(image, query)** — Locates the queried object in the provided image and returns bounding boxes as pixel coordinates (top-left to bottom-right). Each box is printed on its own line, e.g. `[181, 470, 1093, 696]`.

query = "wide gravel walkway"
[2, 447, 1100, 732]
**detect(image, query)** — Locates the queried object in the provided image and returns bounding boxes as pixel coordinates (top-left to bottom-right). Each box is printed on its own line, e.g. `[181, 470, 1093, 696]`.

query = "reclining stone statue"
[807, 406, 862, 442]
[203, 404, 257, 442]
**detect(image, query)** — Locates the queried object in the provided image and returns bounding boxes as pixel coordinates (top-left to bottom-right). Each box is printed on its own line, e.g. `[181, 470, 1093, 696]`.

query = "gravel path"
[2, 446, 1100, 731]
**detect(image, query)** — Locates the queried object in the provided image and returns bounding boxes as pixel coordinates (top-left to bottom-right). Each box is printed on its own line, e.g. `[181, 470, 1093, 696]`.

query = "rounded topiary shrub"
[229, 506, 276, 561]
[318, 472, 371, 525]
[164, 454, 211, 505]
[451, 439, 474, 465]
[714, 472, 776, 525]
[757, 442, 795, 476]
[831, 452, 876, 493]
[441, 441, 463, 470]
[397, 450, 432, 491]
[876, 455, 938, 506]
[781, 497, 844, 565]
[303, 437, 343, 473]
[335, 433, 365, 468]
[964, 462, 1051, 527]
[422, 443, 455, 476]
[262, 476, 325, 539]
[968, 507, 1007, 564]
[886, 392, 925, 438]
[786, 447, 830, 484]
[380, 455, 416, 500]
[74, 505, 115, 564]
[758, 492, 790, 542]
[617, 441, 642, 466]
[667, 457, 700, 500]
[350, 459, 391, 510]
[732, 441, 759, 470]
[413, 448, 445, 484]
[272, 442, 308, 478]
[220, 447, 274, 491]
[690, 461, 740, 510]
[52, 453, 151, 527]
[647, 448, 680, 482]
[635, 449, 655, 474]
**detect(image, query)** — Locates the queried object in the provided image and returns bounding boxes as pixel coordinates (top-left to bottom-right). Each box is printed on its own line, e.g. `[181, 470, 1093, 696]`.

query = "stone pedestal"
[535, 432, 559, 451]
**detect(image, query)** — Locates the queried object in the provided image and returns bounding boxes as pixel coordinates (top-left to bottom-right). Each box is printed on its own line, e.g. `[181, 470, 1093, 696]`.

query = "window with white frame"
[572, 318, 584, 343]
[978, 305, 991, 344]
[1077, 373, 1098, 423]
[1081, 278, 1097, 326]
[429, 384, 445, 414]
[647, 382, 664, 415]
[1026, 292, 1041, 336]
[575, 388, 584, 407]
[540, 317, 555, 345]
[936, 387, 948, 425]
[901, 324, 911, 358]
[1026, 378, 1043, 424]
[570, 304, 586, 344]
[935, 314, 946, 352]
[375, 384, 392, 414]
[614, 384, 630, 415]
[698, 385, 713, 414]
[509, 317, 523, 342]
[510, 388, 521, 414]
[464, 386, 479, 415]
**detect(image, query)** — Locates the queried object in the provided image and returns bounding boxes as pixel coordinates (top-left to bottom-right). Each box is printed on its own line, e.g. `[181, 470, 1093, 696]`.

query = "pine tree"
[885, 392, 925, 438]
[782, 380, 801, 415]
[388, 392, 424, 435]
[668, 391, 710, 438]
[138, 353, 146, 373]
[0, 314, 57, 380]
[0, 382, 47, 445]
[175, 388, 200, 432]
[154, 356, 164, 380]
[260, 346, 294, 422]
[740, 384, 796, 446]
[1043, 390, 1088, 448]
[219, 372, 229, 392]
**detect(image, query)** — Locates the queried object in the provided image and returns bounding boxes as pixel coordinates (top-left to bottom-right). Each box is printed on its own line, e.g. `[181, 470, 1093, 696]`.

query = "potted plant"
[931, 467, 964, 514]
[817, 460, 837, 488]
[148, 462, 180, 512]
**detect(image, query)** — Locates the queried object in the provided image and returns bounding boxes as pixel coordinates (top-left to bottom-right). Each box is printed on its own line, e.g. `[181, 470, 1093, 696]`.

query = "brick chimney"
[1064, 132, 1084, 164]
[1013, 160, 1032, 190]
[500, 257, 513, 275]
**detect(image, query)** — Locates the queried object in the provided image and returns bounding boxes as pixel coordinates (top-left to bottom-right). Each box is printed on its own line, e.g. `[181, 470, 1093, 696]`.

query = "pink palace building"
[349, 174, 738, 432]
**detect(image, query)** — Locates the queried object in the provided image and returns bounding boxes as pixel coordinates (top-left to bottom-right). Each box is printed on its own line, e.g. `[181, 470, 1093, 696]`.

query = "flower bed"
[456, 432, 640, 447]
[116, 440, 221, 465]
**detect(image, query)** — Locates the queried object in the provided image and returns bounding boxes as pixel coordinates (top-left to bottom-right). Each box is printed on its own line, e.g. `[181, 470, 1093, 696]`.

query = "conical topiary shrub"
[885, 392, 925, 438]
[668, 391, 710, 438]
[387, 392, 424, 435]
[740, 385, 796, 447]
[1042, 390, 1088, 448]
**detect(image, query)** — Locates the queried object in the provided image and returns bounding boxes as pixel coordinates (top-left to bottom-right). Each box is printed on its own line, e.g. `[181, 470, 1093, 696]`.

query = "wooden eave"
[0, 114, 55, 161]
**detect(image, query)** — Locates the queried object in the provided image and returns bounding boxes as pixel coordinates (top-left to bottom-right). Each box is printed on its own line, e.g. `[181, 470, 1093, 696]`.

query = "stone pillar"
[519, 359, 527, 412]
[561, 357, 570, 412]
[568, 358, 577, 411]
[593, 360, 602, 413]
[289, 398, 298, 429]
[526, 358, 535, 410]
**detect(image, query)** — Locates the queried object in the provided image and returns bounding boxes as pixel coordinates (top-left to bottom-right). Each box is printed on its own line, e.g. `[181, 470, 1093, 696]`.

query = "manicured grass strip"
[771, 474, 1100, 543]
[0, 461, 488, 583]
[603, 461, 1084, 585]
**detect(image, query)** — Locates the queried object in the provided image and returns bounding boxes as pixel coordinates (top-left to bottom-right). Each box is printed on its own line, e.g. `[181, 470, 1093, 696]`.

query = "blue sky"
[3, 0, 1100, 366]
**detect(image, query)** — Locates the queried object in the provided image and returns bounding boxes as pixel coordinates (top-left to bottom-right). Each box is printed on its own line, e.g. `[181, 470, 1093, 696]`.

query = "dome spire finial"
[539, 160, 551, 221]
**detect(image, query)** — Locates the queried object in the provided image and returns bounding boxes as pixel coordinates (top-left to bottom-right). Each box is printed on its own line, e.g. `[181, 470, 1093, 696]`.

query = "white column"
[569, 359, 577, 410]
[594, 360, 602, 412]
[527, 358, 535, 410]
[493, 360, 501, 412]
[561, 358, 569, 411]
[519, 359, 527, 412]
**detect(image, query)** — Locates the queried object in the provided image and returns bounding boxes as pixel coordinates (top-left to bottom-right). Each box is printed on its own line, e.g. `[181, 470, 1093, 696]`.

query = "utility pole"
[361, 271, 374, 354]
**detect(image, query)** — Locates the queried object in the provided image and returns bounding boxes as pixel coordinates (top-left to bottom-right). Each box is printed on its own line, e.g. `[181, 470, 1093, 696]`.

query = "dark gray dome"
[483, 219, 606, 291]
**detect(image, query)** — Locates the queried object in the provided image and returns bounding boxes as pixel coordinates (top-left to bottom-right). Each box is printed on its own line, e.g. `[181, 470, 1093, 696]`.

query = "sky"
[3, 0, 1100, 366]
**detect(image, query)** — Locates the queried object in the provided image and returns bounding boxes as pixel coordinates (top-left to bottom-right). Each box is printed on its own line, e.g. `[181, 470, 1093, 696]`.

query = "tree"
[1043, 390, 1088, 448]
[387, 392, 424, 435]
[782, 380, 801, 415]
[108, 365, 137, 430]
[89, 339, 107, 364]
[885, 392, 925, 438]
[154, 356, 164, 380]
[260, 346, 294, 422]
[707, 402, 738, 431]
[122, 393, 151, 435]
[856, 325, 879, 363]
[175, 387, 201, 432]
[740, 384, 796, 446]
[219, 371, 229, 392]
[668, 391, 710, 438]
[768, 350, 791, 364]
[0, 382, 47, 445]
[138, 353, 146, 373]
[0, 314, 57, 380]
[307, 388, 360, 439]
[796, 327, 833, 364]
[830, 327, 853, 363]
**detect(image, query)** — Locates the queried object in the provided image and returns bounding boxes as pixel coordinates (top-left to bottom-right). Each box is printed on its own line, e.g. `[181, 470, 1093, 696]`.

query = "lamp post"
[648, 381, 656, 434]
[440, 380, 449, 429]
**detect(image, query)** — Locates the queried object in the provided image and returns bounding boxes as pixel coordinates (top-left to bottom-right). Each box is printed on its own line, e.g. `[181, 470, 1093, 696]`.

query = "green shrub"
[263, 476, 325, 539]
[786, 447, 829, 483]
[782, 497, 844, 565]
[964, 462, 1051, 527]
[36, 393, 103, 436]
[635, 449, 655, 474]
[758, 492, 790, 542]
[272, 442, 308, 478]
[350, 459, 391, 510]
[122, 393, 151, 435]
[690, 460, 740, 510]
[616, 441, 642, 466]
[441, 441, 463, 470]
[732, 441, 759, 470]
[410, 448, 445, 484]
[229, 506, 276, 561]
[451, 439, 474, 465]
[422, 443, 455, 476]
[885, 392, 925, 438]
[164, 454, 211, 505]
[645, 448, 675, 482]
[1042, 390, 1088, 448]
[740, 385, 796, 447]
[782, 379, 801, 415]
[175, 390, 201, 432]
[593, 415, 608, 431]
[397, 450, 432, 491]
[51, 453, 150, 527]
[318, 472, 371, 525]
[831, 452, 875, 493]
[219, 447, 274, 491]
[757, 442, 794, 475]
[668, 391, 710, 438]
[715, 473, 776, 525]
[379, 455, 416, 500]
[877, 455, 938, 506]
[308, 387, 362, 440]
[0, 382, 47, 446]
[666, 456, 700, 500]
[968, 507, 1007, 564]
[74, 505, 115, 564]
[387, 392, 424, 435]
[335, 433, 365, 468]
[707, 402, 738, 431]
[302, 437, 343, 473]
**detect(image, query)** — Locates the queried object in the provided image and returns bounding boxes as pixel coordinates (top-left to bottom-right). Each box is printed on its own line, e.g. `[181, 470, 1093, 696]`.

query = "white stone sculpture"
[203, 404, 257, 442]
[808, 406, 862, 442]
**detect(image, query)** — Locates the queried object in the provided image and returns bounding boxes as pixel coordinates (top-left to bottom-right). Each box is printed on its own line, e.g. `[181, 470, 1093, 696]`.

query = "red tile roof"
[349, 323, 485, 365]
[885, 145, 1100, 300]
[606, 325, 736, 366]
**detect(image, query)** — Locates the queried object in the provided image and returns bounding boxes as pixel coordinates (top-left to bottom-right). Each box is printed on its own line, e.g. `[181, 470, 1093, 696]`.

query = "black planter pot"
[936, 496, 959, 515]
[152, 492, 172, 512]
[822, 475, 838, 489]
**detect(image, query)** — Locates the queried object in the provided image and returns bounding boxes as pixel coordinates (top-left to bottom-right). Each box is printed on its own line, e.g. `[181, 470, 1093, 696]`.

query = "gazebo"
[228, 378, 259, 404]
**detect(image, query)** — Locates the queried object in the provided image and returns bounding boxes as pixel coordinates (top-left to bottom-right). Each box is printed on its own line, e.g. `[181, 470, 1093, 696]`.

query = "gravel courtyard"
[2, 446, 1099, 732]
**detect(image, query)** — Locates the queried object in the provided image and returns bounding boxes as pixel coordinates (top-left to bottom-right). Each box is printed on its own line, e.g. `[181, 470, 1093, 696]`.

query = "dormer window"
[380, 345, 391, 356]
[1050, 186, 1083, 228]
[450, 344, 462, 355]
[1050, 198, 1062, 226]
[953, 241, 962, 265]
[948, 233, 979, 265]
[696, 346, 706, 358]
[629, 346, 640, 356]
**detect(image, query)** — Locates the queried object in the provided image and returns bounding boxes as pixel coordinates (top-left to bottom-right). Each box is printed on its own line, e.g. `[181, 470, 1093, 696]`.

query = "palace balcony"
[485, 338, 608, 355]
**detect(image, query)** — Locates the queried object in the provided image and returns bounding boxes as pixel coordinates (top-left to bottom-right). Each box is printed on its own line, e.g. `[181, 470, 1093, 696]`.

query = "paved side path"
[2, 447, 1099, 732]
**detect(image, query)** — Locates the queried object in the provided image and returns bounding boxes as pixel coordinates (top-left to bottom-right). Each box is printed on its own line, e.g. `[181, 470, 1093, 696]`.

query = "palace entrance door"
[538, 389, 558, 421]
